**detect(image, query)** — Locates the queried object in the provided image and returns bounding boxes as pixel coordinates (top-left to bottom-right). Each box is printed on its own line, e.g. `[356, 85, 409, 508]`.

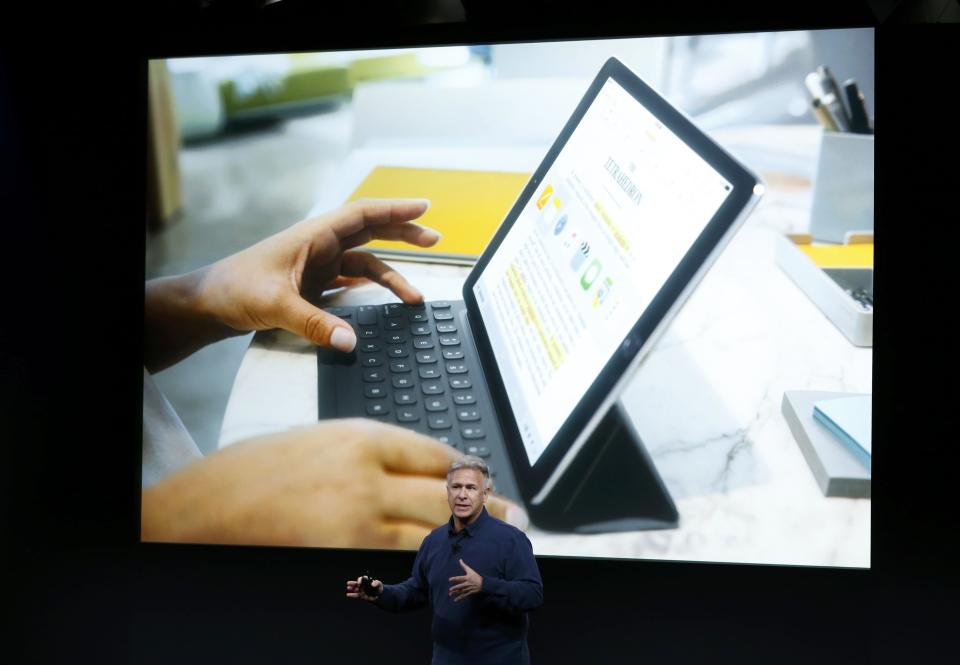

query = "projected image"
[144, 29, 873, 568]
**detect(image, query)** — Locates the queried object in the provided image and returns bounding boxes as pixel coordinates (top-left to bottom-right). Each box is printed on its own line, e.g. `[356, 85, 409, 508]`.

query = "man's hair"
[447, 456, 491, 488]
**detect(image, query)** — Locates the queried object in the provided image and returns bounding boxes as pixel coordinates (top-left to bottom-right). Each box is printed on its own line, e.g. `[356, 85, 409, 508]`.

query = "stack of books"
[781, 390, 871, 498]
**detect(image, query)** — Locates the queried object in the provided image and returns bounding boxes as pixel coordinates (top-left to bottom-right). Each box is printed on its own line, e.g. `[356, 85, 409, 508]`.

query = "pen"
[804, 71, 829, 100]
[820, 93, 851, 133]
[817, 65, 851, 129]
[842, 79, 872, 134]
[804, 71, 851, 132]
[811, 97, 839, 131]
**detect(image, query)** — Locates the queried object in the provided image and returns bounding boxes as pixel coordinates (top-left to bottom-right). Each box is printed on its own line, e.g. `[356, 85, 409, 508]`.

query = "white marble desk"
[220, 126, 871, 568]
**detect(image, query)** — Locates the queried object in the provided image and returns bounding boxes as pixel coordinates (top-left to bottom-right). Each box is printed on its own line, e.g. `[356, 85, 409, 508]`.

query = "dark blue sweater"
[375, 508, 543, 665]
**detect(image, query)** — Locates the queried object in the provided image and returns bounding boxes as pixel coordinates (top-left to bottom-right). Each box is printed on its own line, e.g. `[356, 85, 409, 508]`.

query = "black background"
[3, 2, 955, 663]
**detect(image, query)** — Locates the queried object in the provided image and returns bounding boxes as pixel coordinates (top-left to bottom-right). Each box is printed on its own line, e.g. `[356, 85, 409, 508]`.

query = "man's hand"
[197, 198, 439, 352]
[141, 419, 526, 550]
[346, 576, 383, 602]
[145, 199, 439, 371]
[448, 559, 483, 602]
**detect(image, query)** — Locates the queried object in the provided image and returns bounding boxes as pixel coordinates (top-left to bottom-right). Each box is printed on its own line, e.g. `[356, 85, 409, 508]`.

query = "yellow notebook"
[344, 166, 532, 265]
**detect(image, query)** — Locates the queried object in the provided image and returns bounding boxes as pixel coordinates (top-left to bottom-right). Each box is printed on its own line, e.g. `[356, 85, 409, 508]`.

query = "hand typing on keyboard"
[141, 419, 526, 549]
[141, 200, 535, 549]
[145, 199, 439, 372]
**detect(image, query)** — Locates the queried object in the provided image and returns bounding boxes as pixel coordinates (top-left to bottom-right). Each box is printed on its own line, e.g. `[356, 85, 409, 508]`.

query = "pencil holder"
[808, 130, 874, 243]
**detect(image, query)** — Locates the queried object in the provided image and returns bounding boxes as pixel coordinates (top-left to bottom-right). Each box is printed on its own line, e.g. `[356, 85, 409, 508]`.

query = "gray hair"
[447, 455, 492, 489]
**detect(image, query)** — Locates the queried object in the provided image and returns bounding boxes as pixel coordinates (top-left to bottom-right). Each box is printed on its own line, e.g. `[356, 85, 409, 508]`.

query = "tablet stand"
[527, 401, 678, 533]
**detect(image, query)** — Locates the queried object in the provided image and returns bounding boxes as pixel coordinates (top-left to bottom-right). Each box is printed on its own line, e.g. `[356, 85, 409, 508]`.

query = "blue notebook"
[813, 395, 872, 470]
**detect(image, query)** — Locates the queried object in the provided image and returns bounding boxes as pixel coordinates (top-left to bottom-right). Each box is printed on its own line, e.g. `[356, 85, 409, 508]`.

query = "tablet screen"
[472, 78, 733, 465]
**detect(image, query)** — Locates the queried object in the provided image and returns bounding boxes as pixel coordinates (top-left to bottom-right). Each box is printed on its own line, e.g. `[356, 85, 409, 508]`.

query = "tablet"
[463, 57, 764, 504]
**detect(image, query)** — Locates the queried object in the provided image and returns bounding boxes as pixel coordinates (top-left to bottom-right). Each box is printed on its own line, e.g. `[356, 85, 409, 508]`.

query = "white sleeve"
[142, 367, 203, 488]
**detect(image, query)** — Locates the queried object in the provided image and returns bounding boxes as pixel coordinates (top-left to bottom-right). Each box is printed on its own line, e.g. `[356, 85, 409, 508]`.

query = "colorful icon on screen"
[553, 214, 568, 236]
[593, 276, 613, 308]
[536, 184, 554, 210]
[580, 258, 602, 291]
[570, 241, 590, 271]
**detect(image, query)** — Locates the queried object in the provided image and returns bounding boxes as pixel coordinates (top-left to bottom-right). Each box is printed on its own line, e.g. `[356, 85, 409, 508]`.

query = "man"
[346, 456, 544, 665]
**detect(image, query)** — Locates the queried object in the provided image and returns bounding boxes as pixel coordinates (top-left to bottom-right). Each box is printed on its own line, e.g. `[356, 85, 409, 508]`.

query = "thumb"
[279, 295, 357, 352]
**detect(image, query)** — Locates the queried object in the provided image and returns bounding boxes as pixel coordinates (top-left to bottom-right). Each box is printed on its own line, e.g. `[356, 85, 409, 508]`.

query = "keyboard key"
[446, 362, 468, 374]
[452, 392, 476, 405]
[436, 434, 459, 448]
[418, 366, 441, 379]
[394, 391, 417, 405]
[392, 376, 415, 389]
[384, 319, 405, 331]
[360, 356, 382, 367]
[387, 345, 408, 358]
[413, 338, 435, 349]
[364, 385, 387, 398]
[433, 310, 454, 321]
[357, 305, 378, 325]
[456, 408, 480, 422]
[421, 381, 444, 395]
[408, 311, 428, 323]
[366, 402, 389, 416]
[383, 303, 403, 318]
[439, 334, 460, 346]
[462, 427, 486, 440]
[323, 307, 352, 319]
[431, 301, 452, 310]
[415, 351, 438, 364]
[363, 369, 385, 382]
[359, 327, 378, 339]
[396, 408, 421, 423]
[449, 377, 472, 389]
[442, 348, 464, 360]
[387, 333, 407, 344]
[466, 445, 490, 457]
[359, 342, 380, 353]
[428, 414, 453, 430]
[389, 360, 412, 373]
[436, 323, 458, 334]
[425, 397, 448, 412]
[411, 324, 431, 336]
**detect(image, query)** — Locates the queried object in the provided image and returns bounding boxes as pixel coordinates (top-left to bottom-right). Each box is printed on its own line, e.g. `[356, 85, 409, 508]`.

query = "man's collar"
[448, 506, 489, 537]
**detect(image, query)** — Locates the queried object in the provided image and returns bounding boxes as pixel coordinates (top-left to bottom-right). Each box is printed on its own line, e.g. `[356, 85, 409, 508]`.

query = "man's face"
[447, 468, 487, 524]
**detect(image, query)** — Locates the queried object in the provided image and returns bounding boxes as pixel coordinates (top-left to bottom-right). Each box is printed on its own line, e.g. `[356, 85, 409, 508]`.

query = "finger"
[329, 275, 369, 289]
[325, 198, 432, 241]
[377, 521, 433, 551]
[275, 294, 357, 352]
[380, 475, 454, 525]
[364, 421, 457, 476]
[340, 250, 424, 304]
[340, 221, 441, 252]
